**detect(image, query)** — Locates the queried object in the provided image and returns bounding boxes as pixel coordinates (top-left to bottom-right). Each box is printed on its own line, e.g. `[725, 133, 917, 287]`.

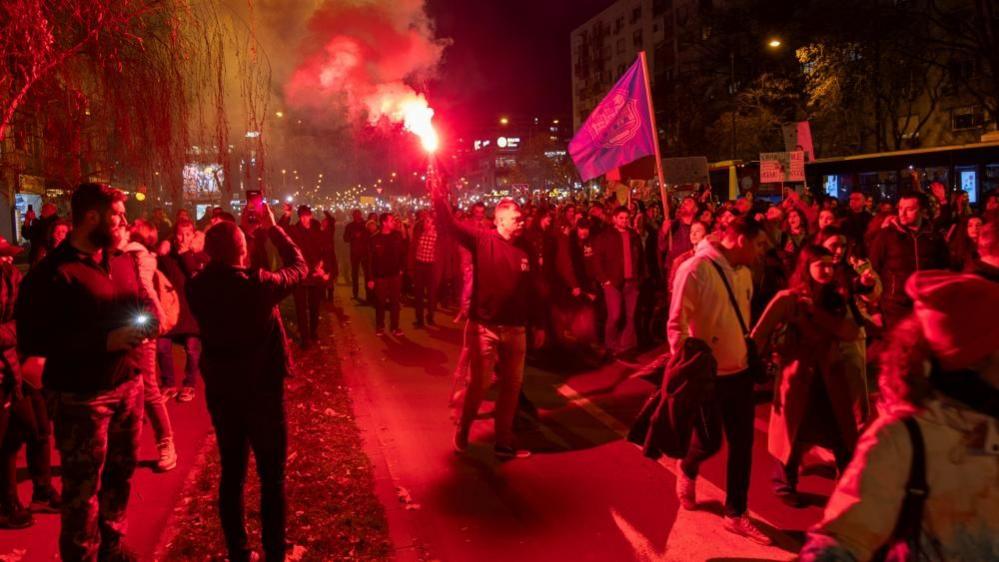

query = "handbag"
[707, 260, 768, 384]
[872, 417, 937, 561]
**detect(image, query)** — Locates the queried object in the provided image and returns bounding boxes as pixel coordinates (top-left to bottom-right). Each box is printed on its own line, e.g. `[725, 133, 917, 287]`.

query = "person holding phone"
[187, 202, 307, 562]
[16, 183, 149, 561]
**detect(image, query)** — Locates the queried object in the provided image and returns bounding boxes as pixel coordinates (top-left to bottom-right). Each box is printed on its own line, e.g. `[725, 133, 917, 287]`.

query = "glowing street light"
[768, 38, 783, 48]
[275, 111, 284, 118]
[499, 116, 510, 126]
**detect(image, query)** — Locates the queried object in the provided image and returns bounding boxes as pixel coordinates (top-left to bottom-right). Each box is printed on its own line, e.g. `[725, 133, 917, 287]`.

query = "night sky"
[426, 0, 614, 133]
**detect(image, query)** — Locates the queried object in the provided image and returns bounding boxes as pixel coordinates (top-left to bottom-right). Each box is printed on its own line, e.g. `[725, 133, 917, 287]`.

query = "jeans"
[157, 336, 201, 388]
[140, 340, 173, 443]
[205, 383, 286, 562]
[293, 284, 324, 342]
[603, 280, 639, 354]
[412, 261, 439, 324]
[50, 377, 143, 561]
[373, 275, 402, 331]
[460, 322, 527, 448]
[680, 370, 756, 517]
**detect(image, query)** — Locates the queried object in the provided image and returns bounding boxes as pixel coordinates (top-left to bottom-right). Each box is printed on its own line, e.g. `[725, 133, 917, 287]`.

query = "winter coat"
[592, 227, 646, 288]
[287, 220, 327, 286]
[801, 396, 999, 561]
[869, 222, 948, 318]
[628, 337, 718, 460]
[751, 288, 865, 465]
[186, 226, 307, 386]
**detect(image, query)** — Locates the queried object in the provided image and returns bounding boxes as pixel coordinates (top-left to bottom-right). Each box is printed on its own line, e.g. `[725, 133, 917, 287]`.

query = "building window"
[617, 38, 625, 54]
[615, 17, 624, 33]
[952, 106, 985, 131]
[633, 29, 643, 48]
[632, 6, 642, 23]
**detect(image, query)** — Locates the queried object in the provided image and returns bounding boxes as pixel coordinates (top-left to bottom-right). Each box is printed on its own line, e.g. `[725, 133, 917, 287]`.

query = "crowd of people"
[0, 175, 996, 560]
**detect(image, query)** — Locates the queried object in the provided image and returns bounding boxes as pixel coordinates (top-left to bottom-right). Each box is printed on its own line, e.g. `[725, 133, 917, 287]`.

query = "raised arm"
[431, 189, 477, 249]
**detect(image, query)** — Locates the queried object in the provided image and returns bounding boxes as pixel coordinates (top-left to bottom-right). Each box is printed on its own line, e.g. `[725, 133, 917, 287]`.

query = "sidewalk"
[0, 372, 213, 561]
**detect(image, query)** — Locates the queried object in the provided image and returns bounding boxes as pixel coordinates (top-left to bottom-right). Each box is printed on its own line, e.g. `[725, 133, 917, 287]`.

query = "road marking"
[555, 383, 786, 533]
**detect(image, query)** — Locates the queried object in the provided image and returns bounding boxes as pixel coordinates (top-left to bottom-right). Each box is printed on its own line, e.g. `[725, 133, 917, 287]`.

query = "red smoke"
[284, 0, 447, 146]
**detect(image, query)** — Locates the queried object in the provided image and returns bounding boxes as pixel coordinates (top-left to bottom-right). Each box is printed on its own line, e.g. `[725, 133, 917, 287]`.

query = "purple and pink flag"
[569, 56, 657, 181]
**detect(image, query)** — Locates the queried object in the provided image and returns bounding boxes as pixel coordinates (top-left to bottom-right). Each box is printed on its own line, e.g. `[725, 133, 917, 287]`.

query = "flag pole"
[639, 51, 668, 218]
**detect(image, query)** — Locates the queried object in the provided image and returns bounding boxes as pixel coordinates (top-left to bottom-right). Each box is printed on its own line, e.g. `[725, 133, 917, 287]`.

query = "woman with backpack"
[801, 271, 999, 561]
[121, 219, 178, 472]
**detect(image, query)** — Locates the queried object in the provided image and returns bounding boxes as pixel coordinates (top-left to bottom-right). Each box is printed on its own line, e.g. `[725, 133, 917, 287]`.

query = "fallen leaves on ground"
[163, 299, 392, 561]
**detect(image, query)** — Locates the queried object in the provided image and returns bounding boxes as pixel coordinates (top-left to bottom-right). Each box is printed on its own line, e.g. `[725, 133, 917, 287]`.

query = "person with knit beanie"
[802, 270, 999, 561]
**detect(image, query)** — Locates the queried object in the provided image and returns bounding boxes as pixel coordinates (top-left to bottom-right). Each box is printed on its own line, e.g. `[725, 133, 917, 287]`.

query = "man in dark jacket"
[156, 219, 208, 402]
[343, 209, 370, 302]
[869, 192, 949, 328]
[285, 206, 327, 348]
[434, 186, 541, 460]
[841, 191, 872, 255]
[186, 204, 307, 562]
[16, 183, 147, 561]
[367, 213, 406, 336]
[593, 206, 645, 359]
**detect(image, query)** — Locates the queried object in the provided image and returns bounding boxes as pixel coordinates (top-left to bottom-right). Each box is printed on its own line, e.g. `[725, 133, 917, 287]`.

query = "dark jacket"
[367, 230, 406, 279]
[434, 195, 538, 327]
[186, 226, 307, 388]
[287, 220, 327, 286]
[343, 220, 369, 256]
[16, 242, 148, 393]
[593, 227, 645, 288]
[555, 231, 596, 294]
[627, 338, 718, 460]
[0, 262, 22, 395]
[869, 221, 949, 307]
[158, 250, 208, 337]
[841, 210, 872, 254]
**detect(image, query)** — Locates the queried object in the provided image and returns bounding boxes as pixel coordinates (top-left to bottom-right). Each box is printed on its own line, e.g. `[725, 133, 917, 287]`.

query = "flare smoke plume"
[284, 0, 448, 140]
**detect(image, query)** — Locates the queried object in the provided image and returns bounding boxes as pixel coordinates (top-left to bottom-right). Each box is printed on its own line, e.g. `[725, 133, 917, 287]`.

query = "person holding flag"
[569, 52, 667, 212]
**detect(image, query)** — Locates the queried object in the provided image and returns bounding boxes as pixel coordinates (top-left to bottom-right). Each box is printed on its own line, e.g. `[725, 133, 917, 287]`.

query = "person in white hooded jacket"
[118, 219, 177, 472]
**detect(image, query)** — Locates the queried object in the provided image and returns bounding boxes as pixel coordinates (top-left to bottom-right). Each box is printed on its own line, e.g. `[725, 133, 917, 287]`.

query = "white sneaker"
[156, 438, 178, 472]
[676, 474, 696, 510]
[723, 515, 772, 545]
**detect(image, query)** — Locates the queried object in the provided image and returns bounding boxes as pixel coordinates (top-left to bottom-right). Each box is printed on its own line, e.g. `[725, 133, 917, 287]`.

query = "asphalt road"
[334, 295, 838, 562]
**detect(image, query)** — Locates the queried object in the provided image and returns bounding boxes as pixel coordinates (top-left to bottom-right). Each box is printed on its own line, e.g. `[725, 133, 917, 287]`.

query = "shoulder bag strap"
[707, 259, 749, 337]
[894, 417, 929, 547]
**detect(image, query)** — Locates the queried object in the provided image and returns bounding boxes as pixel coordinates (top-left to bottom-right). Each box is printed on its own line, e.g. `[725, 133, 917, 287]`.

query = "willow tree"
[0, 0, 269, 203]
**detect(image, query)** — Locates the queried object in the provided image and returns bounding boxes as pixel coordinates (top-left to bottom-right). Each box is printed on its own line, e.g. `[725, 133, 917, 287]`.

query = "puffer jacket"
[801, 396, 999, 561]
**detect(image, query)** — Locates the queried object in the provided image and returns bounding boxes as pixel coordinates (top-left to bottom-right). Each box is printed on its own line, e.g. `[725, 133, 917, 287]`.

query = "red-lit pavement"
[0, 361, 213, 561]
[335, 295, 837, 562]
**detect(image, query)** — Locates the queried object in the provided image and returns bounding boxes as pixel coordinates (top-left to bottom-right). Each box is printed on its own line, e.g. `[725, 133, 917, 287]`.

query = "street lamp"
[499, 116, 509, 126]
[768, 38, 783, 49]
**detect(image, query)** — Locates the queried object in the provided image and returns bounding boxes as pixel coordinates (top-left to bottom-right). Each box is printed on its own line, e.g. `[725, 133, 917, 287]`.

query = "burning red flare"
[364, 84, 439, 153]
